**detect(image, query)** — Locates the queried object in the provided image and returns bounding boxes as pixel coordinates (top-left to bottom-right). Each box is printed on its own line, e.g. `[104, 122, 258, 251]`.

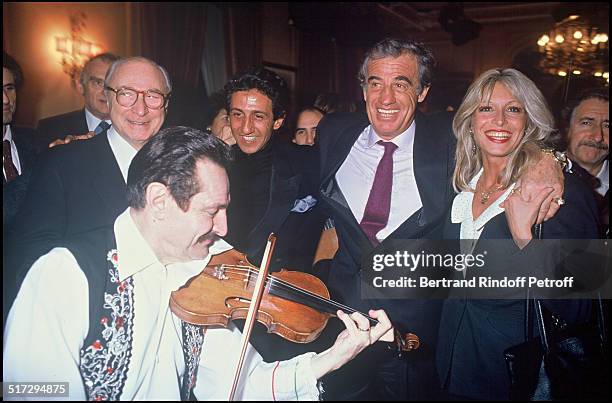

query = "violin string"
[218, 264, 361, 314]
[268, 278, 376, 320]
[211, 264, 378, 324]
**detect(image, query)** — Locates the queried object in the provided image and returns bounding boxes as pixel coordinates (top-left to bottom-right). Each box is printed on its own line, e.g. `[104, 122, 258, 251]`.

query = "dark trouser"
[318, 320, 443, 401]
[242, 315, 443, 400]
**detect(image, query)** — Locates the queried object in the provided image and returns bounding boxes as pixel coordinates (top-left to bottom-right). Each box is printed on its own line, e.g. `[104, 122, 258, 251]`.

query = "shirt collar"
[107, 127, 138, 182]
[596, 159, 609, 190]
[365, 119, 416, 151]
[84, 108, 111, 133]
[114, 208, 160, 282]
[451, 168, 515, 230]
[113, 208, 234, 290]
[165, 238, 233, 291]
[3, 125, 12, 142]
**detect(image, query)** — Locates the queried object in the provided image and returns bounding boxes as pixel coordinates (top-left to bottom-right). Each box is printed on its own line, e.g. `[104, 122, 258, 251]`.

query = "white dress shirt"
[3, 125, 22, 179]
[107, 127, 138, 183]
[595, 159, 609, 197]
[336, 122, 422, 242]
[451, 169, 515, 254]
[3, 209, 319, 401]
[84, 108, 111, 133]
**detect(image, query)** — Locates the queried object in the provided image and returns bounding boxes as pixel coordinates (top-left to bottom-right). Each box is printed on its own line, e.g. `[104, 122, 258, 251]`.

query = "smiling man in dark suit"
[5, 57, 172, 323]
[37, 53, 119, 145]
[316, 38, 453, 401]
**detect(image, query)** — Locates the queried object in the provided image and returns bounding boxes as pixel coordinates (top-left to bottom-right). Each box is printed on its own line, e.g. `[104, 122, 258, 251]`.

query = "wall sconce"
[55, 12, 102, 83]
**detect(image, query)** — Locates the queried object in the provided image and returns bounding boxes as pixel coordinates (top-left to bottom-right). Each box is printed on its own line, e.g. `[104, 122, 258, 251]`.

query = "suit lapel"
[12, 128, 37, 172]
[76, 109, 89, 134]
[246, 142, 301, 255]
[88, 134, 128, 215]
[320, 113, 369, 216]
[371, 113, 453, 241]
[412, 113, 452, 228]
[321, 114, 370, 186]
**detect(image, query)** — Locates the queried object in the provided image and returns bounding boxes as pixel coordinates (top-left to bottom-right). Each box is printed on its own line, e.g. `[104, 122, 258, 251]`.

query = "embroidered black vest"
[64, 227, 204, 401]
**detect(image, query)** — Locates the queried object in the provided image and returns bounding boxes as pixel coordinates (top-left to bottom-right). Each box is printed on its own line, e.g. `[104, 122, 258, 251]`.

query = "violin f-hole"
[225, 297, 251, 308]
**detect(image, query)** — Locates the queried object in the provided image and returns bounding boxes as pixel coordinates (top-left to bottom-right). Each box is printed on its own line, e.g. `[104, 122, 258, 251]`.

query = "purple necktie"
[360, 140, 398, 245]
[3, 140, 19, 183]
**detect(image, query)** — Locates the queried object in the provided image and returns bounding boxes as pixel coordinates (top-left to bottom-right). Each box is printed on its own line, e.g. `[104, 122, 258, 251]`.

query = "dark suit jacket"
[5, 132, 126, 322]
[3, 126, 42, 229]
[567, 159, 609, 238]
[436, 172, 599, 400]
[37, 109, 88, 145]
[3, 126, 42, 329]
[226, 136, 325, 273]
[224, 137, 325, 362]
[317, 110, 456, 344]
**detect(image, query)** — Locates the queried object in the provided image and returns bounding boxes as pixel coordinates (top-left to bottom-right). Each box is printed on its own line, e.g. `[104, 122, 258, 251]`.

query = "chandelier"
[537, 14, 608, 84]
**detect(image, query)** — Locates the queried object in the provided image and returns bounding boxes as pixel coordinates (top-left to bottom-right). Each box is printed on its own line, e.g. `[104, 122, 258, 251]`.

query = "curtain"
[201, 4, 228, 96]
[137, 3, 209, 128]
[138, 3, 208, 89]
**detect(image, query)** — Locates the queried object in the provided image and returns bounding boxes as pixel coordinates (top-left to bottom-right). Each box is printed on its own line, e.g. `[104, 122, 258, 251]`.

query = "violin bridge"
[213, 265, 228, 280]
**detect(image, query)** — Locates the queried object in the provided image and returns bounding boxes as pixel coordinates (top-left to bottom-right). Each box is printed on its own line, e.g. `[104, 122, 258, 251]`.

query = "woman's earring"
[469, 128, 477, 152]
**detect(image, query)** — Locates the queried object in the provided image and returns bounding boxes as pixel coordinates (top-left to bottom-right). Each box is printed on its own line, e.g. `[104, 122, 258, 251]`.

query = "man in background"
[564, 88, 609, 236]
[3, 51, 42, 327]
[3, 52, 41, 229]
[224, 66, 324, 275]
[37, 53, 119, 144]
[223, 66, 325, 362]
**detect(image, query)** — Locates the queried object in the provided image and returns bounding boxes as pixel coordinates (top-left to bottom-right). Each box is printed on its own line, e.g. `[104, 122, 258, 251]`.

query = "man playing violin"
[3, 126, 394, 400]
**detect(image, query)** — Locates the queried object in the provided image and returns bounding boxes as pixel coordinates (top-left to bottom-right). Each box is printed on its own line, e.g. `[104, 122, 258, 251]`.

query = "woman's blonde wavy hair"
[452, 68, 556, 192]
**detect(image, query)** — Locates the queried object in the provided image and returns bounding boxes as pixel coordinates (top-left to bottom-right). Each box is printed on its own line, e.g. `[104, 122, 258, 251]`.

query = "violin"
[170, 247, 419, 350]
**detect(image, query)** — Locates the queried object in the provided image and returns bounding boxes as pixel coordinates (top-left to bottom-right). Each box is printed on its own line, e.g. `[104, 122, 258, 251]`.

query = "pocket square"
[291, 195, 317, 213]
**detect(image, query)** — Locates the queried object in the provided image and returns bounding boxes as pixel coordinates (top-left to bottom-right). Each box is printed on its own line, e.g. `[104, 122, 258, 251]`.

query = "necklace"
[478, 179, 504, 205]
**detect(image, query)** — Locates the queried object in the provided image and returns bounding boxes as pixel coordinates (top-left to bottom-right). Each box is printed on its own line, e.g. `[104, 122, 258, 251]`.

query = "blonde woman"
[436, 68, 599, 400]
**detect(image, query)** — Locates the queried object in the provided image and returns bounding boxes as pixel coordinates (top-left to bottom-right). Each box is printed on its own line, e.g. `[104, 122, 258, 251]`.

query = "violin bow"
[228, 233, 277, 401]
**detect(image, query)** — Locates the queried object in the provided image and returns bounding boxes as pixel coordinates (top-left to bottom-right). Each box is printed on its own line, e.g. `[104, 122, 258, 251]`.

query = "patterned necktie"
[3, 140, 19, 183]
[360, 140, 398, 245]
[94, 121, 111, 136]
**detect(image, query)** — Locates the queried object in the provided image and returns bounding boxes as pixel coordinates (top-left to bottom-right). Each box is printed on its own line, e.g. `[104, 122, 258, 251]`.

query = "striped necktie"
[94, 121, 111, 136]
[3, 140, 19, 183]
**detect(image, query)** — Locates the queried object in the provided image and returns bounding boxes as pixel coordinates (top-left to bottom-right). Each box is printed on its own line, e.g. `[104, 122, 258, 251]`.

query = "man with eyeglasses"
[37, 53, 119, 146]
[5, 57, 172, 325]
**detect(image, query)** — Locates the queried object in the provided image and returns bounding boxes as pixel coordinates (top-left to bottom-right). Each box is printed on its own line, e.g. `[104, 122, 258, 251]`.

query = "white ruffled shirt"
[3, 209, 319, 400]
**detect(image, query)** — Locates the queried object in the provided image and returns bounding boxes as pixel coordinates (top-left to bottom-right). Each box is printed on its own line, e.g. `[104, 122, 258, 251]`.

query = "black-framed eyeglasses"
[105, 86, 170, 110]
